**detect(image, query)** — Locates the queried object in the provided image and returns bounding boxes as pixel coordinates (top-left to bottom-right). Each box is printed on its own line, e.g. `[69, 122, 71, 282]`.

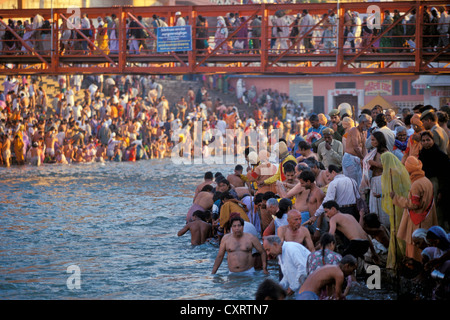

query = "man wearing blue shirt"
[307, 114, 326, 144]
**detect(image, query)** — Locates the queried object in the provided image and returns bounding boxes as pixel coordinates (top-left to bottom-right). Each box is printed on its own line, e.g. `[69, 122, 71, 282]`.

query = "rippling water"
[0, 159, 395, 300]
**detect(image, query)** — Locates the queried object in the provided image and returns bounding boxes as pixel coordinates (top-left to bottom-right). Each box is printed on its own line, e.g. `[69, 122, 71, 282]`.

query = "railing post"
[188, 6, 195, 74]
[261, 3, 268, 73]
[415, 1, 423, 72]
[119, 6, 126, 73]
[336, 4, 345, 73]
[51, 11, 59, 74]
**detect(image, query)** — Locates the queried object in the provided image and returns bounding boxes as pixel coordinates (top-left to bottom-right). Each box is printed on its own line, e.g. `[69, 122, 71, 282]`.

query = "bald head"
[287, 209, 302, 230]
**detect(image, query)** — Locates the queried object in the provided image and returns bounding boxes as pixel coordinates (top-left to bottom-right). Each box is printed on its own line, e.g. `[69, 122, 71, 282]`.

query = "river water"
[0, 158, 396, 300]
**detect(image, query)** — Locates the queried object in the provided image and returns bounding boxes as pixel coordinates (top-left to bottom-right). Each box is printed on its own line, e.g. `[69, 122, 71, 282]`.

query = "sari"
[394, 156, 438, 262]
[381, 152, 410, 269]
[14, 130, 25, 164]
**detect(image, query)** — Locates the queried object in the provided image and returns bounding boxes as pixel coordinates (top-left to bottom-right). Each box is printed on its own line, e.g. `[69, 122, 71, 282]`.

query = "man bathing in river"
[296, 254, 357, 300]
[277, 209, 315, 252]
[186, 185, 214, 223]
[178, 210, 213, 245]
[212, 216, 269, 275]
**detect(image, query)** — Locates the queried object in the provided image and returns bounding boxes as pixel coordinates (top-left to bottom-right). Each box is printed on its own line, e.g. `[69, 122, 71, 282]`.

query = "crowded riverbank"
[1, 72, 449, 300]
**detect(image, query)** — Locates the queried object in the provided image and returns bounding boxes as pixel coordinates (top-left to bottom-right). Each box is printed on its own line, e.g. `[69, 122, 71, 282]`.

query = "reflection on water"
[0, 159, 394, 300]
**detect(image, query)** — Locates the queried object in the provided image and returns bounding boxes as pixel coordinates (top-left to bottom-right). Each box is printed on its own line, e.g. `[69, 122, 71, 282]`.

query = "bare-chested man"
[323, 200, 379, 263]
[277, 210, 315, 252]
[186, 185, 214, 223]
[298, 170, 325, 241]
[282, 163, 297, 192]
[45, 127, 58, 160]
[212, 216, 268, 275]
[342, 114, 371, 188]
[29, 141, 43, 166]
[62, 139, 74, 163]
[227, 165, 246, 188]
[193, 171, 215, 200]
[1, 133, 11, 167]
[178, 210, 212, 245]
[296, 254, 357, 300]
[275, 176, 311, 226]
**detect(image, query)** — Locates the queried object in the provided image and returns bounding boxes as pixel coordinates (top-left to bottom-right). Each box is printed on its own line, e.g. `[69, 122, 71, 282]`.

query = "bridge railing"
[0, 1, 448, 75]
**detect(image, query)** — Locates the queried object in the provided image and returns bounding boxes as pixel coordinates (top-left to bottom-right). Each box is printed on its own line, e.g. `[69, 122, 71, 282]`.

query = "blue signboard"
[157, 26, 192, 52]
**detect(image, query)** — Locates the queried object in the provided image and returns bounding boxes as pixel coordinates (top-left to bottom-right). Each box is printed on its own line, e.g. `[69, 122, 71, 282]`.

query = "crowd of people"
[1, 70, 449, 301]
[179, 99, 450, 300]
[1, 5, 449, 56]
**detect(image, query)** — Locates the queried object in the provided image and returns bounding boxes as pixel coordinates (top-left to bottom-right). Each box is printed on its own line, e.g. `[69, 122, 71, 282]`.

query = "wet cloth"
[369, 175, 390, 229]
[295, 291, 319, 300]
[343, 239, 370, 259]
[381, 152, 410, 269]
[342, 152, 362, 188]
[186, 203, 205, 223]
[228, 267, 255, 276]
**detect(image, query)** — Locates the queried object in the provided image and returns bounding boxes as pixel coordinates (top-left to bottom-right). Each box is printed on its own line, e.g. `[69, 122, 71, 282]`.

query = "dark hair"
[263, 191, 277, 201]
[320, 233, 336, 265]
[340, 254, 357, 267]
[421, 111, 437, 122]
[283, 162, 296, 173]
[404, 114, 413, 126]
[204, 171, 213, 180]
[323, 200, 339, 211]
[254, 193, 264, 205]
[235, 164, 243, 171]
[420, 130, 434, 140]
[375, 113, 387, 128]
[230, 216, 244, 227]
[219, 191, 234, 201]
[372, 131, 388, 153]
[278, 198, 292, 218]
[193, 210, 208, 221]
[298, 141, 311, 150]
[328, 164, 342, 174]
[309, 114, 319, 122]
[201, 184, 214, 192]
[437, 111, 448, 124]
[255, 279, 286, 300]
[299, 170, 315, 183]
[363, 213, 381, 228]
[413, 104, 423, 112]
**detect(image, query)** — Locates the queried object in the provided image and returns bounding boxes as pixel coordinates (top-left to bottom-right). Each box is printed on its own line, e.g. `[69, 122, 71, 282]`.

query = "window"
[410, 81, 416, 95]
[335, 82, 356, 89]
[393, 80, 400, 96]
[402, 80, 408, 95]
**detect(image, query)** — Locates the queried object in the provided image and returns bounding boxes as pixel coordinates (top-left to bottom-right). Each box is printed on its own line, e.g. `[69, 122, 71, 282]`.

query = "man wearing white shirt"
[175, 12, 186, 26]
[263, 236, 310, 297]
[304, 164, 361, 226]
[80, 13, 91, 53]
[65, 87, 75, 107]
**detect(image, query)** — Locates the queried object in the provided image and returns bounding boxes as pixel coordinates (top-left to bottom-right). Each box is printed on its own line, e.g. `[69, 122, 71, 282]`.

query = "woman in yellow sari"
[96, 17, 109, 55]
[381, 152, 410, 270]
[13, 125, 25, 165]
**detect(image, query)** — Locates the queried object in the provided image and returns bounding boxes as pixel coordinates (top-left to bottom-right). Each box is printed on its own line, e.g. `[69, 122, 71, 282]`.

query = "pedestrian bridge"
[0, 1, 449, 75]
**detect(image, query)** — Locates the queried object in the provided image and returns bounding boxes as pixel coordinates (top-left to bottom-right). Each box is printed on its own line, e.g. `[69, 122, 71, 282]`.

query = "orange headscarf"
[404, 156, 425, 183]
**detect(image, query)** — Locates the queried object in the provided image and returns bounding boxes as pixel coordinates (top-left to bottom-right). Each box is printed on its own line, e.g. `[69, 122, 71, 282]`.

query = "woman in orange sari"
[390, 156, 438, 263]
[13, 125, 25, 165]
